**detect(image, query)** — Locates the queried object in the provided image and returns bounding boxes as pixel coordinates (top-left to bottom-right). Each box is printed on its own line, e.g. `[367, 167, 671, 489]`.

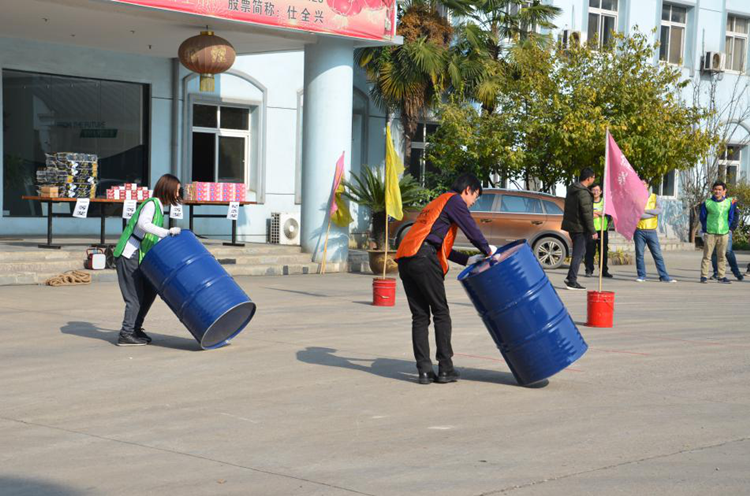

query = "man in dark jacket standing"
[562, 168, 598, 290]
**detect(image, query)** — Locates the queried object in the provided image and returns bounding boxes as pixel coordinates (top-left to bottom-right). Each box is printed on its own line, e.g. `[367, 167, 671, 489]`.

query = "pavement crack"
[476, 436, 750, 495]
[1, 415, 375, 496]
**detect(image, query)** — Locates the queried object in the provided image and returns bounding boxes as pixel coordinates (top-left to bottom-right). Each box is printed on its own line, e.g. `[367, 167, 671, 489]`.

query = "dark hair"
[153, 174, 181, 206]
[712, 181, 727, 190]
[579, 168, 595, 182]
[450, 173, 482, 196]
[590, 182, 602, 190]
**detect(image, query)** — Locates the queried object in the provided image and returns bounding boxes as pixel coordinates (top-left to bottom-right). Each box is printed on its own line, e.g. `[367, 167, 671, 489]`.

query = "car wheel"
[534, 237, 566, 270]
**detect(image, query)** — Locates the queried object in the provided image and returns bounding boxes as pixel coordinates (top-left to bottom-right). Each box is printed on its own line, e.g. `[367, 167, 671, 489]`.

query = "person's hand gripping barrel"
[467, 244, 498, 265]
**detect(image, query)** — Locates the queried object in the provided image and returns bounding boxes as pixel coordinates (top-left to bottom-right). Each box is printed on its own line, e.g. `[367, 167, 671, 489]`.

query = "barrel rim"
[457, 239, 528, 282]
[201, 300, 257, 349]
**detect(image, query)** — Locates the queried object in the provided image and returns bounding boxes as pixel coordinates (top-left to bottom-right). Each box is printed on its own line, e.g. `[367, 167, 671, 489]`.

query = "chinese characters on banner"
[111, 0, 396, 42]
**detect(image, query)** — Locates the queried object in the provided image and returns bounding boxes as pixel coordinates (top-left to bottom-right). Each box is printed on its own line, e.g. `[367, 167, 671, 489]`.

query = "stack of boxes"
[37, 153, 98, 198]
[185, 182, 246, 202]
[105, 184, 152, 200]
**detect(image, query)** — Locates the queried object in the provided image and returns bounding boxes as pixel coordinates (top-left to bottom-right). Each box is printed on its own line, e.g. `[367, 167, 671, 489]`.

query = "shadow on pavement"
[296, 346, 522, 387]
[0, 476, 84, 495]
[60, 321, 199, 351]
[261, 287, 330, 298]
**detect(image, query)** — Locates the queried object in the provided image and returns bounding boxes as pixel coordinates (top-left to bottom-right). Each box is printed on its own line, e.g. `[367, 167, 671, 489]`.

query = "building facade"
[549, 0, 750, 195]
[1, 0, 399, 263]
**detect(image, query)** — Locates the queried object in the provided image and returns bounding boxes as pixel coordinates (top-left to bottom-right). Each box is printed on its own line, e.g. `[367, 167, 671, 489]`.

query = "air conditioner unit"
[269, 212, 301, 245]
[702, 51, 726, 72]
[559, 29, 581, 48]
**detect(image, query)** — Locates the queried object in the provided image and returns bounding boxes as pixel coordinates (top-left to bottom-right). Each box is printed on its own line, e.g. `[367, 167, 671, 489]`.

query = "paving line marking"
[0, 415, 375, 496]
[476, 435, 750, 495]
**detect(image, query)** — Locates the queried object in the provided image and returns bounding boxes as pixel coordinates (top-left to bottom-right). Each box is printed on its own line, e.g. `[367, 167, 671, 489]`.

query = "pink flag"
[329, 152, 345, 216]
[603, 133, 649, 241]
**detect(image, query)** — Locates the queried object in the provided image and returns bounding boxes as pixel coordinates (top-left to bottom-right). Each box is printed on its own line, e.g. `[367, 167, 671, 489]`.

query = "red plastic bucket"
[587, 291, 615, 328]
[373, 278, 396, 306]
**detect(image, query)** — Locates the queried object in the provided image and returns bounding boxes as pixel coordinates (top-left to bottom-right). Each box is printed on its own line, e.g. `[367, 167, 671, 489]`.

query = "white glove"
[168, 227, 182, 236]
[467, 254, 485, 265]
[488, 245, 498, 255]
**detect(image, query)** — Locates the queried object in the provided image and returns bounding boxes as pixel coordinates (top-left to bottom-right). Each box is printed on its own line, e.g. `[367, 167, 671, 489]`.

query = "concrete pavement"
[1, 249, 749, 495]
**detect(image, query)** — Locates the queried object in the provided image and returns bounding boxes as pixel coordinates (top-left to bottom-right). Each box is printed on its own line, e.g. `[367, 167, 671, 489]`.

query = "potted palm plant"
[344, 165, 426, 274]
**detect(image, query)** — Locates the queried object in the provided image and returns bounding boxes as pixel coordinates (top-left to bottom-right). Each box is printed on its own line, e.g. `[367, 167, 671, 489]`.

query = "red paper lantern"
[178, 31, 236, 92]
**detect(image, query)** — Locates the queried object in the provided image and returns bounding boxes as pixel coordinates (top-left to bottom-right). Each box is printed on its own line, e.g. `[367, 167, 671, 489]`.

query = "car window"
[543, 200, 563, 215]
[469, 193, 495, 212]
[500, 195, 543, 213]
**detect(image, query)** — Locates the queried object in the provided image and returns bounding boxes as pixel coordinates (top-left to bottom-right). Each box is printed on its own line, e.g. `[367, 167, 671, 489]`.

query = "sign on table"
[170, 204, 184, 220]
[72, 199, 90, 219]
[226, 202, 240, 221]
[122, 200, 137, 220]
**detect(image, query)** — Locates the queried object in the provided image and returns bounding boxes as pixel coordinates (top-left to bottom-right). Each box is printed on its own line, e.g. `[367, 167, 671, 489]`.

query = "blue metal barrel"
[141, 230, 257, 349]
[457, 240, 587, 385]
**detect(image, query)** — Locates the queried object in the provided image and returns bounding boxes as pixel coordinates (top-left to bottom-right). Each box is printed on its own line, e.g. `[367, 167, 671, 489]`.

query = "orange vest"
[395, 192, 458, 274]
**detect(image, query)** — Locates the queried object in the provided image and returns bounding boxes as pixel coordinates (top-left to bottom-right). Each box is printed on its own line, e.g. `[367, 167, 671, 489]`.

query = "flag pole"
[599, 128, 609, 293]
[383, 212, 388, 280]
[321, 216, 332, 275]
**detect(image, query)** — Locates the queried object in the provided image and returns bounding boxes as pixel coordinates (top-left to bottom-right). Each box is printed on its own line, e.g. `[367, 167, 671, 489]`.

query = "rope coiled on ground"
[45, 270, 92, 287]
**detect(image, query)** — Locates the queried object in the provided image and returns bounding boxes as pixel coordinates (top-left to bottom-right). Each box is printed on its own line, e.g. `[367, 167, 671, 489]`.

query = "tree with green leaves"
[427, 29, 717, 196]
[355, 0, 454, 164]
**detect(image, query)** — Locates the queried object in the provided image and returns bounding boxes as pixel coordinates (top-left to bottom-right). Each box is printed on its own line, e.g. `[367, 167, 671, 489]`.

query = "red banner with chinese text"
[111, 0, 396, 42]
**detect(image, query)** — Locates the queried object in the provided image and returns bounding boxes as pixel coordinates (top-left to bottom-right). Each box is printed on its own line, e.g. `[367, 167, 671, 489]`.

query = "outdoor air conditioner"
[702, 51, 725, 72]
[269, 212, 301, 245]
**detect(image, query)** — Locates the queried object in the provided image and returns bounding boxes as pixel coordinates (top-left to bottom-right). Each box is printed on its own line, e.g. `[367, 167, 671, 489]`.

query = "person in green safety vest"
[699, 181, 737, 284]
[584, 183, 613, 278]
[114, 174, 183, 346]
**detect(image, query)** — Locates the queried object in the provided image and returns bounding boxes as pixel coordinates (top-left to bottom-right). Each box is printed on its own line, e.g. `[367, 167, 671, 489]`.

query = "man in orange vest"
[396, 173, 496, 385]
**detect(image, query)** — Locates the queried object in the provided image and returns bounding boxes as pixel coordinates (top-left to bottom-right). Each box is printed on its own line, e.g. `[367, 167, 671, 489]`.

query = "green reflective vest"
[705, 197, 731, 235]
[593, 199, 608, 232]
[113, 198, 164, 264]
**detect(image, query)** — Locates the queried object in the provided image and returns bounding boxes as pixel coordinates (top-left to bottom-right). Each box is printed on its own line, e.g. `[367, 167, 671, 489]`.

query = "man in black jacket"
[562, 168, 598, 290]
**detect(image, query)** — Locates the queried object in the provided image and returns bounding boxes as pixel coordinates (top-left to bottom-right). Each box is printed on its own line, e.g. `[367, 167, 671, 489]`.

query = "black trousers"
[565, 232, 588, 283]
[397, 244, 453, 374]
[116, 254, 157, 336]
[585, 230, 609, 274]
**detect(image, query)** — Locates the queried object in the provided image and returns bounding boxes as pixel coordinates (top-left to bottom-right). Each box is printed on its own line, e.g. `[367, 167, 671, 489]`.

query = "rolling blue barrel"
[457, 240, 587, 385]
[141, 230, 257, 349]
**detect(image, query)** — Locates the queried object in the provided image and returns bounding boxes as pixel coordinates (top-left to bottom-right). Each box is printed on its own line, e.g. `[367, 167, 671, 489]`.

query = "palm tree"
[355, 0, 454, 165]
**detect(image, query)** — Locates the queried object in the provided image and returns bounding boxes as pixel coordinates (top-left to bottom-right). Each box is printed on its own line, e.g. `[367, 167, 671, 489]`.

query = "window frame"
[189, 100, 252, 186]
[587, 0, 618, 49]
[659, 4, 687, 66]
[726, 15, 749, 74]
[409, 120, 440, 185]
[719, 144, 742, 185]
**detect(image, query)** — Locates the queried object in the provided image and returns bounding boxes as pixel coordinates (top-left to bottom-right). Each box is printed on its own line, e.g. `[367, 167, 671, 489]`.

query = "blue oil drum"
[141, 230, 257, 349]
[457, 240, 587, 385]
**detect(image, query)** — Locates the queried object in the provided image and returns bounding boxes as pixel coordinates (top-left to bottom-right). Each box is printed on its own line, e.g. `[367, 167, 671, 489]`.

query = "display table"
[20, 196, 256, 249]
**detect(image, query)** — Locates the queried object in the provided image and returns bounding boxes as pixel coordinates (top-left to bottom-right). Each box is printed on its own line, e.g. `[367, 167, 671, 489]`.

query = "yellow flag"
[385, 124, 405, 220]
[331, 177, 353, 227]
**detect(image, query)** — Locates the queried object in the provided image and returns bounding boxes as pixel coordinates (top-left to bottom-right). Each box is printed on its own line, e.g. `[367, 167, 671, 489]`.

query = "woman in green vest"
[114, 174, 183, 346]
[584, 183, 613, 278]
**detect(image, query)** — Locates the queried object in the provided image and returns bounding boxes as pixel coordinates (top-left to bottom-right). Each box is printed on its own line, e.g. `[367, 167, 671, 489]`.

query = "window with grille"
[191, 104, 251, 185]
[719, 145, 743, 185]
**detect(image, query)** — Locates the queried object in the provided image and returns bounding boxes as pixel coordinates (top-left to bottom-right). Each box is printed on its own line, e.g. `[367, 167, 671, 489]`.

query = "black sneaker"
[700, 277, 708, 284]
[718, 277, 732, 284]
[709, 274, 717, 280]
[117, 333, 147, 347]
[135, 328, 152, 344]
[584, 272, 593, 277]
[565, 280, 586, 291]
[602, 273, 614, 278]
